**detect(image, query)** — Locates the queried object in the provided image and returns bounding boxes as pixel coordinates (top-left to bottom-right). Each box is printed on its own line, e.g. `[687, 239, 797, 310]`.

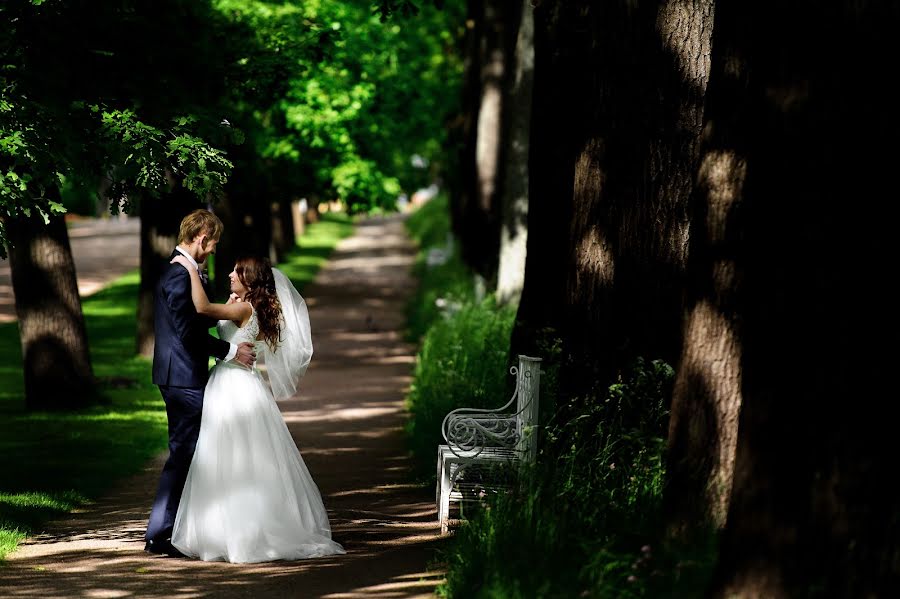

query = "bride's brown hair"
[234, 256, 282, 351]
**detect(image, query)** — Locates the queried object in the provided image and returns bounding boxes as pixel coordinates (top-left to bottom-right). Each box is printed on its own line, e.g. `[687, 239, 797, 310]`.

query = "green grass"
[403, 201, 715, 596]
[403, 196, 518, 477]
[0, 212, 353, 562]
[404, 195, 476, 341]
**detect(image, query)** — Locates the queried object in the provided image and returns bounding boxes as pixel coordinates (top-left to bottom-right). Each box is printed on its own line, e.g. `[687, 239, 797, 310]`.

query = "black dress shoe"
[145, 538, 186, 558]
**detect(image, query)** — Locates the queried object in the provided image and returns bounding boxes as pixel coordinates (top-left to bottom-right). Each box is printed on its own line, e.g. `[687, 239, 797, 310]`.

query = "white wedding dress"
[171, 308, 345, 563]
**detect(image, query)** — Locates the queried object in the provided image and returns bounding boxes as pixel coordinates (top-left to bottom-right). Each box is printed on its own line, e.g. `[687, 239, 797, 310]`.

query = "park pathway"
[0, 215, 446, 598]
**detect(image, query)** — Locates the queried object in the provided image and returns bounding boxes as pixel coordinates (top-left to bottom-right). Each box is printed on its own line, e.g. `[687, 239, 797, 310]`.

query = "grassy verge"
[404, 196, 517, 477]
[403, 199, 715, 596]
[436, 359, 719, 598]
[0, 212, 353, 562]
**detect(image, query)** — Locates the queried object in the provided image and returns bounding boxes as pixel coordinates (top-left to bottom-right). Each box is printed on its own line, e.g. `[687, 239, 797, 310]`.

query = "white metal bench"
[436, 354, 542, 533]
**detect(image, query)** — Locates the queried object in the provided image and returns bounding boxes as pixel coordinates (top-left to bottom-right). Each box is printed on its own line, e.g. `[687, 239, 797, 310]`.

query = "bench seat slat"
[436, 355, 541, 533]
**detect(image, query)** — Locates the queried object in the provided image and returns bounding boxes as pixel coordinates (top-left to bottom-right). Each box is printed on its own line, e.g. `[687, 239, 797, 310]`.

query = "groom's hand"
[234, 341, 256, 367]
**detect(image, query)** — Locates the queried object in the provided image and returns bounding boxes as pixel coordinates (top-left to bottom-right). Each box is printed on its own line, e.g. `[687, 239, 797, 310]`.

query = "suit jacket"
[152, 251, 230, 387]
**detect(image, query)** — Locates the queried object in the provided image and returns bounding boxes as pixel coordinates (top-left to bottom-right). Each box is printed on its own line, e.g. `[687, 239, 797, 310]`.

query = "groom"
[144, 209, 256, 557]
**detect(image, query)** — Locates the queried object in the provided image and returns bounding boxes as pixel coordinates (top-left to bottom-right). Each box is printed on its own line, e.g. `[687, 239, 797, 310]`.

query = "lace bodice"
[217, 306, 259, 345]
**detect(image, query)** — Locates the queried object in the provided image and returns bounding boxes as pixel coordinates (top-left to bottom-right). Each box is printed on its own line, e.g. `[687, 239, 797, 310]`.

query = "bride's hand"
[170, 254, 192, 269]
[226, 293, 241, 305]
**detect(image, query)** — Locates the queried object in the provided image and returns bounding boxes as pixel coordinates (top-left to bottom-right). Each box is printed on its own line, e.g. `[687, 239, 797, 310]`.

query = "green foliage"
[438, 358, 714, 598]
[59, 174, 97, 216]
[332, 158, 401, 213]
[267, 0, 465, 207]
[1, 0, 465, 257]
[0, 0, 245, 255]
[100, 110, 235, 213]
[406, 192, 452, 254]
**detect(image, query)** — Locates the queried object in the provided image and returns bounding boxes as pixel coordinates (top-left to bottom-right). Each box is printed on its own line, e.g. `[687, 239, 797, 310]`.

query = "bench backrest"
[514, 355, 542, 461]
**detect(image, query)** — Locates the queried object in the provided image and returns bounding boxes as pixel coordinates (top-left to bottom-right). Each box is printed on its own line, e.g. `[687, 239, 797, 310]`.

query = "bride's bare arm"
[170, 255, 251, 324]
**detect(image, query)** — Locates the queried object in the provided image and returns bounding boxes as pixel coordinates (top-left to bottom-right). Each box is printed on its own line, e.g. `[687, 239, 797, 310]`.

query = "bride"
[168, 253, 345, 563]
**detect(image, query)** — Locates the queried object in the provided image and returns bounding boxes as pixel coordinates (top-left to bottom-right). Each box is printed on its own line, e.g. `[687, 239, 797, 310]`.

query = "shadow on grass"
[0, 271, 166, 559]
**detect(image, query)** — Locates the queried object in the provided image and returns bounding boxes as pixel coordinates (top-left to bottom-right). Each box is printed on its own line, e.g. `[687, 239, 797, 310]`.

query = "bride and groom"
[144, 209, 344, 563]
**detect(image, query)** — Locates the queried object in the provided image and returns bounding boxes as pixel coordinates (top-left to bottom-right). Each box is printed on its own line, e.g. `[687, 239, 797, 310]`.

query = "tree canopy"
[0, 0, 464, 254]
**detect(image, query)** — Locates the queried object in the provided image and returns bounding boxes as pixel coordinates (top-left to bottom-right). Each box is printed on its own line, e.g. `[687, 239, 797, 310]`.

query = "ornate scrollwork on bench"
[436, 355, 542, 533]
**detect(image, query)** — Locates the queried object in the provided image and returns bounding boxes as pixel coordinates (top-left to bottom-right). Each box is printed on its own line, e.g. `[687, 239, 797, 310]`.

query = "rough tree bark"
[514, 1, 711, 412]
[509, 1, 574, 367]
[652, 0, 759, 536]
[449, 0, 515, 281]
[495, 0, 534, 307]
[706, 1, 898, 596]
[7, 212, 95, 409]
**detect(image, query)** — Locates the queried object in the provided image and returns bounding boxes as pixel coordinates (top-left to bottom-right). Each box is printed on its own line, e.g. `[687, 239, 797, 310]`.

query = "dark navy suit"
[145, 251, 230, 553]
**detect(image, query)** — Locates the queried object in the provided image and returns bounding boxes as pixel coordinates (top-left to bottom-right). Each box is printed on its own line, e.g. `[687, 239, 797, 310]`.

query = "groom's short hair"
[179, 209, 224, 244]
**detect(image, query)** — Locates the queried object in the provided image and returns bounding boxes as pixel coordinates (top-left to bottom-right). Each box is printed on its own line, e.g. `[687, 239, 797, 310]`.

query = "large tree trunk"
[449, 0, 515, 281]
[7, 212, 95, 410]
[654, 0, 754, 535]
[707, 2, 898, 596]
[495, 0, 534, 307]
[447, 0, 483, 271]
[516, 0, 710, 410]
[136, 190, 200, 357]
[509, 1, 574, 367]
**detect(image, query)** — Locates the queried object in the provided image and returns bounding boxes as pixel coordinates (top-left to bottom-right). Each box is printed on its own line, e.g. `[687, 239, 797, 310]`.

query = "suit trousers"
[145, 385, 204, 543]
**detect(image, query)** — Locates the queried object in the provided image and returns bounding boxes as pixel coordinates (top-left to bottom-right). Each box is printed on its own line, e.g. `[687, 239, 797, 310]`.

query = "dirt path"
[0, 215, 447, 598]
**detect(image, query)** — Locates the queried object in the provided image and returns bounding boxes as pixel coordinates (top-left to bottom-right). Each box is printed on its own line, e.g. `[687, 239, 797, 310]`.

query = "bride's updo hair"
[234, 256, 282, 351]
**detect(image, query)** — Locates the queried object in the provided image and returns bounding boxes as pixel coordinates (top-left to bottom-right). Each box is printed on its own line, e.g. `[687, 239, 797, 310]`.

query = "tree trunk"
[7, 212, 95, 410]
[707, 2, 898, 596]
[213, 186, 273, 299]
[448, 0, 483, 271]
[136, 190, 200, 357]
[518, 0, 710, 410]
[270, 198, 296, 263]
[509, 1, 574, 367]
[651, 0, 753, 536]
[495, 0, 534, 307]
[449, 0, 514, 281]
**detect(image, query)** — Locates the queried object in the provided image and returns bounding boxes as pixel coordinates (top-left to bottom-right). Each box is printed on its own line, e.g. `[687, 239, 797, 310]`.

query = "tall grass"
[404, 198, 717, 596]
[0, 213, 353, 562]
[436, 358, 716, 598]
[404, 196, 517, 476]
[406, 298, 516, 475]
